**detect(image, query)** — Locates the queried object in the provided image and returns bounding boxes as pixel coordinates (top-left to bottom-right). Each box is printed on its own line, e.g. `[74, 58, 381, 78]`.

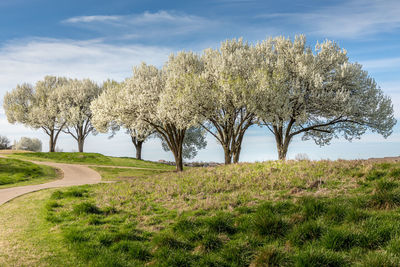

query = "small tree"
[193, 39, 258, 164]
[58, 79, 102, 152]
[253, 35, 396, 160]
[15, 137, 42, 152]
[3, 76, 69, 152]
[91, 80, 155, 160]
[114, 54, 203, 171]
[0, 135, 10, 149]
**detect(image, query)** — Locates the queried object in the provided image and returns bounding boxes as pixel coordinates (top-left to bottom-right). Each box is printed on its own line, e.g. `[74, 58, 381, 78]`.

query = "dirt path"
[0, 161, 102, 206]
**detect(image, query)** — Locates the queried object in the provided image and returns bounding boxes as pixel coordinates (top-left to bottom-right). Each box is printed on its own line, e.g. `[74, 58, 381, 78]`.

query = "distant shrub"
[0, 135, 10, 149]
[15, 137, 42, 152]
[295, 153, 310, 161]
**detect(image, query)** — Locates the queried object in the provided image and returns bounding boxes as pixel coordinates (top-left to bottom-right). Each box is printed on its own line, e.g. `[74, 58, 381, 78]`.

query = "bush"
[15, 137, 42, 152]
[0, 135, 10, 149]
[295, 153, 310, 161]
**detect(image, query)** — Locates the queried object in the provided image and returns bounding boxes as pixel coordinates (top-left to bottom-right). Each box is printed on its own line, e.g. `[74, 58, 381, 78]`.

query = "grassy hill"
[7, 152, 175, 170]
[0, 158, 59, 188]
[1, 159, 400, 266]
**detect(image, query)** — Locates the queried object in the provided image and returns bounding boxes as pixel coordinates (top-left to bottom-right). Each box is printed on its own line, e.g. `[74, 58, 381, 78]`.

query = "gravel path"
[0, 160, 102, 206]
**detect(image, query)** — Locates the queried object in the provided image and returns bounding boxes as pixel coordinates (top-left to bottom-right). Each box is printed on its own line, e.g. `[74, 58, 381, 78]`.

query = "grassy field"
[0, 158, 59, 188]
[7, 152, 175, 170]
[91, 166, 170, 181]
[1, 159, 400, 266]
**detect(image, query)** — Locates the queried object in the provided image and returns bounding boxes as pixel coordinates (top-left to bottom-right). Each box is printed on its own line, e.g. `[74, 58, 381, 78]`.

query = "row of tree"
[4, 35, 396, 171]
[4, 77, 101, 153]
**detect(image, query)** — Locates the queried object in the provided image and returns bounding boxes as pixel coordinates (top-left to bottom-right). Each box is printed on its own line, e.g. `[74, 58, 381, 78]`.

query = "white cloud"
[62, 10, 214, 39]
[64, 10, 206, 26]
[63, 15, 121, 24]
[0, 37, 173, 153]
[360, 57, 400, 71]
[0, 38, 171, 99]
[258, 0, 400, 38]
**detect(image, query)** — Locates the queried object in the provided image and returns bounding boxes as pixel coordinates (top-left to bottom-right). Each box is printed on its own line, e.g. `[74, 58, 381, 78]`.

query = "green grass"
[2, 159, 400, 266]
[0, 189, 82, 266]
[7, 152, 175, 170]
[0, 158, 59, 188]
[91, 167, 170, 181]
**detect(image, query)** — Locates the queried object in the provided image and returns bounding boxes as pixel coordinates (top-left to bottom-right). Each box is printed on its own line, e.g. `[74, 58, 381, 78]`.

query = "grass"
[0, 158, 60, 188]
[0, 189, 82, 266]
[1, 159, 400, 266]
[91, 166, 170, 181]
[6, 152, 175, 170]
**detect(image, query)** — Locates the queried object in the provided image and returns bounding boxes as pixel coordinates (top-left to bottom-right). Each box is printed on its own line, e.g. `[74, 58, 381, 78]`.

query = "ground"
[0, 157, 59, 189]
[1, 153, 400, 266]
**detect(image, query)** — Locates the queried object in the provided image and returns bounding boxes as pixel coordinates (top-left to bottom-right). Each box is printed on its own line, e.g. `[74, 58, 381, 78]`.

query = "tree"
[159, 126, 207, 160]
[114, 53, 203, 171]
[15, 137, 42, 152]
[0, 135, 10, 149]
[194, 39, 258, 164]
[58, 79, 102, 152]
[91, 80, 154, 160]
[253, 35, 396, 160]
[3, 76, 69, 152]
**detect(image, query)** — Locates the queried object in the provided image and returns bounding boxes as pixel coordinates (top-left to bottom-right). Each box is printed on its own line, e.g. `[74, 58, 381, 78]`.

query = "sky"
[0, 0, 399, 162]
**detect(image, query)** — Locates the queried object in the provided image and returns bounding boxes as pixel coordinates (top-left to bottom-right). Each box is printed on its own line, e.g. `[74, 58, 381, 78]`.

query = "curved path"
[0, 161, 102, 206]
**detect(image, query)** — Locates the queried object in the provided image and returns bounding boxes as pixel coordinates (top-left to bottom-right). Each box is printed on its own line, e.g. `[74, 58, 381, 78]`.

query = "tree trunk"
[233, 146, 241, 164]
[135, 141, 143, 160]
[78, 137, 84, 153]
[276, 137, 290, 160]
[170, 131, 184, 172]
[49, 137, 55, 152]
[174, 152, 184, 172]
[49, 130, 55, 152]
[223, 146, 233, 164]
[277, 145, 288, 160]
[232, 133, 244, 164]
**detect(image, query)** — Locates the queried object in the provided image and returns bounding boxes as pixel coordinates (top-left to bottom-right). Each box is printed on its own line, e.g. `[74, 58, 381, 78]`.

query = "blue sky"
[0, 0, 399, 161]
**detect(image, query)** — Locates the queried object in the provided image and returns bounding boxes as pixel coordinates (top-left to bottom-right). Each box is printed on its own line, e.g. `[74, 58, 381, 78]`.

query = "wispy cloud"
[62, 10, 215, 41]
[361, 57, 400, 71]
[0, 37, 174, 153]
[0, 38, 171, 103]
[63, 15, 121, 23]
[257, 0, 400, 38]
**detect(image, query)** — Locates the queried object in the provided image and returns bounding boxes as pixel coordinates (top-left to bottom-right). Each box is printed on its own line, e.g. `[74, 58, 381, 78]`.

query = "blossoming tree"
[103, 53, 204, 171]
[91, 80, 155, 160]
[195, 39, 259, 164]
[58, 78, 102, 152]
[3, 76, 69, 152]
[253, 35, 396, 160]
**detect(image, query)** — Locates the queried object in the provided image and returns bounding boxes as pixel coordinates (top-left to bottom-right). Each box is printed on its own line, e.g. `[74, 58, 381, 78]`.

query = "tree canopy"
[4, 76, 69, 152]
[3, 35, 396, 165]
[252, 35, 396, 159]
[91, 80, 155, 160]
[58, 78, 102, 152]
